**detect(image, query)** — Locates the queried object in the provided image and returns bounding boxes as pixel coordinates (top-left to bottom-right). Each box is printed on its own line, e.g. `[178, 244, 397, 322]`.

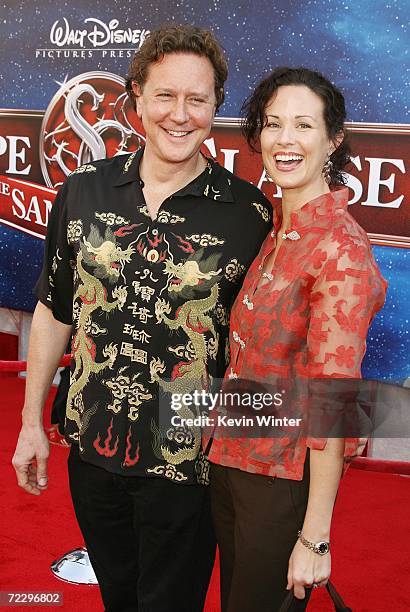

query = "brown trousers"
[210, 461, 311, 612]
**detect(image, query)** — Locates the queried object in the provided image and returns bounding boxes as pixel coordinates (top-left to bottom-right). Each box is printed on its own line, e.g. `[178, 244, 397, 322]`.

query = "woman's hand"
[287, 539, 331, 599]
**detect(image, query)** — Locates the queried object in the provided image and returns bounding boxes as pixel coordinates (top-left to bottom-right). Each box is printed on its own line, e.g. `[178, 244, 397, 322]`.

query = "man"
[13, 25, 272, 612]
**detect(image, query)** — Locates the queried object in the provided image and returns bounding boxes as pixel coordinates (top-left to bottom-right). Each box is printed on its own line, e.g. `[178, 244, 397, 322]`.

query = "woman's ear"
[330, 130, 344, 154]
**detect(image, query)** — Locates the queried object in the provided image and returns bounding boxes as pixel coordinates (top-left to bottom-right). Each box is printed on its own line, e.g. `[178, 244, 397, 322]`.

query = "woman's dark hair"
[125, 24, 228, 111]
[242, 67, 352, 186]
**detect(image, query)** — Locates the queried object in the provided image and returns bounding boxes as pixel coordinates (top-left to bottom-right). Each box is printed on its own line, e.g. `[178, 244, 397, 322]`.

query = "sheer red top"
[208, 187, 387, 480]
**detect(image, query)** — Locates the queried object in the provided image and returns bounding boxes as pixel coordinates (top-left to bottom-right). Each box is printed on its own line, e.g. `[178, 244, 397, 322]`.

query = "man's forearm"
[22, 302, 71, 427]
[301, 439, 345, 541]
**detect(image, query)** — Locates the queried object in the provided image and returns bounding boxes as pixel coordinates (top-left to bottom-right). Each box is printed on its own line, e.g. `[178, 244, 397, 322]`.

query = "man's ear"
[131, 81, 143, 117]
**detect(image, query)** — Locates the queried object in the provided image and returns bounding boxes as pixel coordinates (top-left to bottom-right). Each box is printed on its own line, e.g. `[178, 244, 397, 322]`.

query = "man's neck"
[139, 146, 207, 194]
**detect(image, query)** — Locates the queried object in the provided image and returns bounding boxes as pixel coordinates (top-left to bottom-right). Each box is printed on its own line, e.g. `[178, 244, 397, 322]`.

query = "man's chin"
[160, 148, 201, 165]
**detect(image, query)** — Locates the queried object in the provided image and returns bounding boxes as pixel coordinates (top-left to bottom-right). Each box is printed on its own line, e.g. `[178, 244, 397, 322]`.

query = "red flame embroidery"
[123, 427, 140, 467]
[93, 418, 119, 457]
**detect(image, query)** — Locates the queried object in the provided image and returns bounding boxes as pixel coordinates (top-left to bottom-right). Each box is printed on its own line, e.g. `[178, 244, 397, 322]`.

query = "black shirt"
[36, 148, 272, 484]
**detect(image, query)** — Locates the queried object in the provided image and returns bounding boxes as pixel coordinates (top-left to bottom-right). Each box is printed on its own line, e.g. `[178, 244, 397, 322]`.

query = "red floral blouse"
[208, 187, 387, 480]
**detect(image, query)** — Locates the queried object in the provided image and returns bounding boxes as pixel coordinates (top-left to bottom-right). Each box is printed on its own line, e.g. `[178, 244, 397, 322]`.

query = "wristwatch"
[297, 531, 330, 555]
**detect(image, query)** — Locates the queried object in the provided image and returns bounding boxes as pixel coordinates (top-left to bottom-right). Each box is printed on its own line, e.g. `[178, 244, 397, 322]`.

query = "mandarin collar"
[113, 148, 235, 203]
[273, 187, 348, 232]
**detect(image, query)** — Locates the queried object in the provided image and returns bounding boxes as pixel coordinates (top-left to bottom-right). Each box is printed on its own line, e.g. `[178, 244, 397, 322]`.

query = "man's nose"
[169, 98, 189, 123]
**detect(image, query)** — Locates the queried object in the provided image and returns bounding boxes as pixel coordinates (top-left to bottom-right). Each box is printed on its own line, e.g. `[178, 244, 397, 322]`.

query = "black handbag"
[278, 581, 352, 612]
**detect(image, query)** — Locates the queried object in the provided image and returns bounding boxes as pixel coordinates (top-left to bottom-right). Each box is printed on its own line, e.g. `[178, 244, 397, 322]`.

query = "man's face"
[132, 52, 216, 167]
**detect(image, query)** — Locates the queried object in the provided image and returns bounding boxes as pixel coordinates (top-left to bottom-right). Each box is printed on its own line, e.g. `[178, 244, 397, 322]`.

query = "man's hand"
[11, 302, 71, 496]
[287, 539, 330, 599]
[12, 426, 50, 496]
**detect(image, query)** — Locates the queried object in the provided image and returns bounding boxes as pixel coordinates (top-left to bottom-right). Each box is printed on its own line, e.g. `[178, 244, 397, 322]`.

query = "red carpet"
[1, 375, 409, 611]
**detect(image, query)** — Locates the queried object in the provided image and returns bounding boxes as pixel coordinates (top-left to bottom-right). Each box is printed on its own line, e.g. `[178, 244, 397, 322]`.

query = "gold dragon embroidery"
[149, 251, 222, 465]
[66, 225, 133, 436]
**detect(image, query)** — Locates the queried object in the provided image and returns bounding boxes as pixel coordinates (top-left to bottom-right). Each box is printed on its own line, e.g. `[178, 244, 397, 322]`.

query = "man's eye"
[157, 93, 171, 98]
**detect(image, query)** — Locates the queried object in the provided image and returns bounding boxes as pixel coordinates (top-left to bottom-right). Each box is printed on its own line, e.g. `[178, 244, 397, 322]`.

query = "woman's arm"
[287, 438, 344, 598]
[288, 239, 387, 598]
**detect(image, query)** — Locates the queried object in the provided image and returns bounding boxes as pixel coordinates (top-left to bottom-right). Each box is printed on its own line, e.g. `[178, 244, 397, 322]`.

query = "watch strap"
[297, 530, 330, 555]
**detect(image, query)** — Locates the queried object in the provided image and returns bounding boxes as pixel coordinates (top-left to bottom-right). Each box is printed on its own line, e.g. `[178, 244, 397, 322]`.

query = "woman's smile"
[273, 151, 304, 172]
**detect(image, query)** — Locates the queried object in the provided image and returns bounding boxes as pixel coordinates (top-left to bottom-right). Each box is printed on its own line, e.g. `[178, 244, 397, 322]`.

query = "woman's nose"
[277, 124, 296, 145]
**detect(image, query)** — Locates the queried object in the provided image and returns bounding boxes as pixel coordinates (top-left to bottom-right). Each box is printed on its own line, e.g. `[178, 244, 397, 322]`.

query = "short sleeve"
[305, 239, 387, 456]
[34, 180, 74, 325]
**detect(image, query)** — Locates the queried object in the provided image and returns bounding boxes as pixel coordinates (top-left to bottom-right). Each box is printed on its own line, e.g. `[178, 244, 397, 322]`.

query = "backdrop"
[0, 0, 409, 385]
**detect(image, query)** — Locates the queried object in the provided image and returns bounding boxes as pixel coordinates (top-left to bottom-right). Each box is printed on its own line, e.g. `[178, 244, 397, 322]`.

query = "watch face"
[317, 542, 329, 555]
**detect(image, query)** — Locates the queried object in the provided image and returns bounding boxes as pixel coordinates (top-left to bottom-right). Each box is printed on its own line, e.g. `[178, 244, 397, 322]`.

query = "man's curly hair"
[125, 24, 228, 111]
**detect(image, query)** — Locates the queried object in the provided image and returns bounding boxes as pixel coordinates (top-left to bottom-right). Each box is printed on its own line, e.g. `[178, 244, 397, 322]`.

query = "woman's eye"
[266, 122, 280, 129]
[298, 123, 311, 129]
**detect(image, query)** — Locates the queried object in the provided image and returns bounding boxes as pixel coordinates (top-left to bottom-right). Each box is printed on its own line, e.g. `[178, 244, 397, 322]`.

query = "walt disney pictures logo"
[36, 18, 150, 58]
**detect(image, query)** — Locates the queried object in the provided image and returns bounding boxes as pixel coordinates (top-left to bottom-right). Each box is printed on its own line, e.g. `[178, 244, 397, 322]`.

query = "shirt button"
[243, 294, 254, 310]
[232, 331, 246, 349]
[228, 368, 238, 380]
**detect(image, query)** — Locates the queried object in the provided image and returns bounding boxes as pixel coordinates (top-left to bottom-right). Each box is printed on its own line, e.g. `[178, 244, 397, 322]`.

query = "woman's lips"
[274, 158, 303, 172]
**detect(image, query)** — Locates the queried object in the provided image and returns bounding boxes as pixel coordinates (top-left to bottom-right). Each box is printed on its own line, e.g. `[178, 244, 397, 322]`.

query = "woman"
[207, 67, 387, 611]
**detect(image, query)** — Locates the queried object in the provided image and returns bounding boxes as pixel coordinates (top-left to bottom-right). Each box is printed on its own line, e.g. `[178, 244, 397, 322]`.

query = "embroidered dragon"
[66, 224, 132, 437]
[149, 250, 222, 464]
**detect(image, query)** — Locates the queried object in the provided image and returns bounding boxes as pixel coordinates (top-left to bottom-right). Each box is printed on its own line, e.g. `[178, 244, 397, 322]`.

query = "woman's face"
[260, 85, 335, 197]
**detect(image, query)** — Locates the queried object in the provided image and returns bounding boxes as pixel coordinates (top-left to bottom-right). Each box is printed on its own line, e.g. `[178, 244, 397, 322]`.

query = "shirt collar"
[113, 148, 235, 203]
[274, 186, 349, 232]
[113, 148, 144, 186]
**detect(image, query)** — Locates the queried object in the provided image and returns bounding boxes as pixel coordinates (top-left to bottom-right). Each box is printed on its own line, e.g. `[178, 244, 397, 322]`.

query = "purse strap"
[277, 590, 300, 612]
[325, 581, 352, 612]
[278, 581, 352, 612]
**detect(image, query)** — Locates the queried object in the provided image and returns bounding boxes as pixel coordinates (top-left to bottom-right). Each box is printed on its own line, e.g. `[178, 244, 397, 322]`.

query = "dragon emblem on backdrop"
[40, 71, 145, 188]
